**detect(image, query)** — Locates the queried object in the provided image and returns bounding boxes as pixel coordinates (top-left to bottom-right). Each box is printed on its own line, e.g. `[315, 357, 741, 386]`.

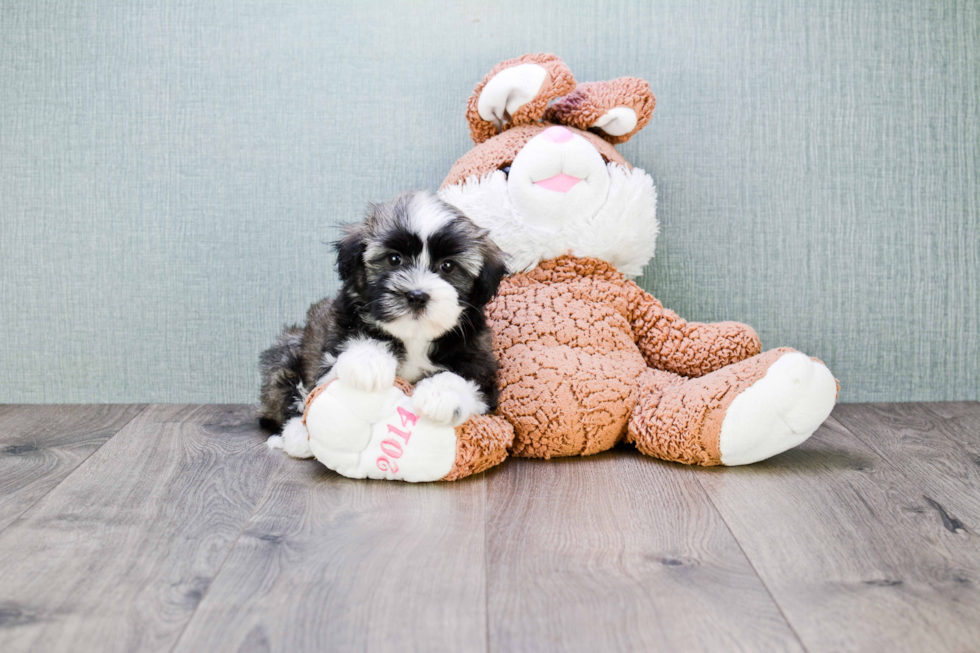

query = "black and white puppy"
[259, 190, 507, 458]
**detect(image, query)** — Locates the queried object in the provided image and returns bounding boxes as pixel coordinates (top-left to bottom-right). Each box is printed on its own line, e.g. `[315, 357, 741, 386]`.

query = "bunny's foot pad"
[304, 378, 458, 482]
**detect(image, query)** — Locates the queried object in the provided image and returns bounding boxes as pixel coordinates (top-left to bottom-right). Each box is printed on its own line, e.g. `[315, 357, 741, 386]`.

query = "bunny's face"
[439, 54, 660, 276]
[505, 125, 610, 231]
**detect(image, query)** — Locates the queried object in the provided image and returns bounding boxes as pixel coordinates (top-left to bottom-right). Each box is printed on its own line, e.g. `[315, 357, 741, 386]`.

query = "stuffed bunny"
[301, 54, 838, 481]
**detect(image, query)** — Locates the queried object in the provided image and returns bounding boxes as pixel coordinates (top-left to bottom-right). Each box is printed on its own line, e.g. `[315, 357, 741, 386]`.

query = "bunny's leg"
[442, 415, 514, 481]
[627, 348, 837, 466]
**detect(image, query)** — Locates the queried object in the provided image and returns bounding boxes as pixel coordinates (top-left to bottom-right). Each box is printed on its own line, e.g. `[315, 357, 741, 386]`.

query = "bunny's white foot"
[719, 352, 837, 465]
[303, 379, 459, 482]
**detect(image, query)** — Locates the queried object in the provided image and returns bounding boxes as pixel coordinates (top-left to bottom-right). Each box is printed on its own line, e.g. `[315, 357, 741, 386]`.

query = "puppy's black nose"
[405, 290, 429, 307]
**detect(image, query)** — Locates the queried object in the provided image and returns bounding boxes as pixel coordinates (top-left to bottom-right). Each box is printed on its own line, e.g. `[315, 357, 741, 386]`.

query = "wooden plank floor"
[0, 402, 977, 652]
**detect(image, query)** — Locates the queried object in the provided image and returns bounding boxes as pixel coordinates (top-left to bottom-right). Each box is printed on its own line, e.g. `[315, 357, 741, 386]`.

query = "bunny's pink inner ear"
[545, 78, 656, 145]
[466, 53, 576, 145]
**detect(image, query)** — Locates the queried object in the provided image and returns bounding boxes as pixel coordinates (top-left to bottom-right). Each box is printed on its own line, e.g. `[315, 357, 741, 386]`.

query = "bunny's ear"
[466, 53, 576, 144]
[545, 78, 656, 144]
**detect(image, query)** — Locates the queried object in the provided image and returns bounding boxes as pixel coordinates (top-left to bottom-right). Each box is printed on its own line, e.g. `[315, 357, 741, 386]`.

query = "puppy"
[259, 190, 507, 458]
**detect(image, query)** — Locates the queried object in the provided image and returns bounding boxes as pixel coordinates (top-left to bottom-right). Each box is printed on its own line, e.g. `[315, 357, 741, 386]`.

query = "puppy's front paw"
[412, 372, 487, 426]
[333, 339, 398, 392]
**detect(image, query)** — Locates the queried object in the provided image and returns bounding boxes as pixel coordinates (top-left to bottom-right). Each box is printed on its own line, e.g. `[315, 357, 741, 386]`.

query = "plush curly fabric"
[486, 255, 763, 460]
[465, 53, 577, 144]
[441, 124, 628, 190]
[626, 348, 793, 465]
[444, 415, 514, 480]
[546, 78, 656, 144]
[433, 55, 836, 477]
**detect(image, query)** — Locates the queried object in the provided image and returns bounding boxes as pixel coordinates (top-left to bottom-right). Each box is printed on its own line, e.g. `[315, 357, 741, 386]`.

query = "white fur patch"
[398, 337, 441, 383]
[380, 270, 463, 342]
[408, 190, 455, 241]
[412, 371, 487, 426]
[719, 353, 837, 465]
[315, 353, 338, 386]
[291, 381, 310, 415]
[268, 416, 313, 459]
[332, 337, 398, 392]
[452, 249, 484, 277]
[439, 162, 658, 276]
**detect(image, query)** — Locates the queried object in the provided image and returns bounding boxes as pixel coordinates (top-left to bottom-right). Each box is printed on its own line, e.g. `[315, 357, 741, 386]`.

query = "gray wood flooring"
[0, 402, 977, 652]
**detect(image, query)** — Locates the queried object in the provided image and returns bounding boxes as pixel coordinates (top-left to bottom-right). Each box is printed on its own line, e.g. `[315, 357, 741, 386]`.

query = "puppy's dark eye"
[387, 254, 403, 267]
[501, 166, 511, 178]
[439, 260, 456, 274]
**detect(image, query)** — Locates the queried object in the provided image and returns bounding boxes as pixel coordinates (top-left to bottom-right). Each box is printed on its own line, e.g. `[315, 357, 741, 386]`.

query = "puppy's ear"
[334, 222, 368, 283]
[469, 240, 508, 308]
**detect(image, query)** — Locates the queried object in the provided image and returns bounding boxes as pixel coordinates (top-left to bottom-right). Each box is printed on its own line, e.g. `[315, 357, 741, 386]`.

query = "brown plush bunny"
[302, 54, 838, 482]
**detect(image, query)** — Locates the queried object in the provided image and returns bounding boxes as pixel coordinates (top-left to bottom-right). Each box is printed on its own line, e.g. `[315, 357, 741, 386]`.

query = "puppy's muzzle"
[405, 290, 430, 309]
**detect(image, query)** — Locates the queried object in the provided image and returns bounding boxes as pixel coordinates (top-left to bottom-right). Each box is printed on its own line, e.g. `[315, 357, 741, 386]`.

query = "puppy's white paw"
[412, 372, 487, 426]
[268, 416, 313, 459]
[333, 339, 398, 392]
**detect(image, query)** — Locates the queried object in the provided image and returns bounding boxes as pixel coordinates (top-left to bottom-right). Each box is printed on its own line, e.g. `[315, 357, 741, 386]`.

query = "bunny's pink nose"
[542, 125, 573, 143]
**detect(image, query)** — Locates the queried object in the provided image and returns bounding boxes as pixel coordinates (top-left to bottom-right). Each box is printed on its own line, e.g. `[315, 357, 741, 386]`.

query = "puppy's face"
[336, 191, 506, 341]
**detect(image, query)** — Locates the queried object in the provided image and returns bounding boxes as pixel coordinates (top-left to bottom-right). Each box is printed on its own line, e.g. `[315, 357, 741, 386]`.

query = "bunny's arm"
[624, 280, 761, 378]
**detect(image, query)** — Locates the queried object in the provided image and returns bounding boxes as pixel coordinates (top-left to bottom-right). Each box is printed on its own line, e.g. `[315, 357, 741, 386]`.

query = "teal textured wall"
[1, 1, 977, 403]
